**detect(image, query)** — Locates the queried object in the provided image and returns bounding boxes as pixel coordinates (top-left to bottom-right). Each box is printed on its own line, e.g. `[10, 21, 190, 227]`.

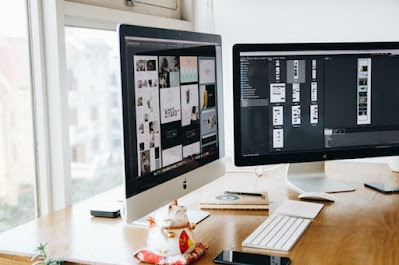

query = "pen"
[224, 191, 264, 198]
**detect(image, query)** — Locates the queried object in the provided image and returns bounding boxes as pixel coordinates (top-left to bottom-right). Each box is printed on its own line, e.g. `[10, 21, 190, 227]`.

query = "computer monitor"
[233, 42, 399, 193]
[118, 24, 225, 223]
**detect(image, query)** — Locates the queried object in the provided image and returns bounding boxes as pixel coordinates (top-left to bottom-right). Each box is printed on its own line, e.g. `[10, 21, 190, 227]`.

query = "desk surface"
[1, 161, 399, 265]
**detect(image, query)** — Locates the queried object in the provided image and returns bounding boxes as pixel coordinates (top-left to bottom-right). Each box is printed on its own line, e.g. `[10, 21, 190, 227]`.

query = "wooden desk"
[1, 161, 399, 265]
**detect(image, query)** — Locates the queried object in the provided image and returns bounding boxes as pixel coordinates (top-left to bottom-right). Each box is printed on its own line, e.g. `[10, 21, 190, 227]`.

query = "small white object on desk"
[275, 199, 324, 219]
[298, 191, 335, 202]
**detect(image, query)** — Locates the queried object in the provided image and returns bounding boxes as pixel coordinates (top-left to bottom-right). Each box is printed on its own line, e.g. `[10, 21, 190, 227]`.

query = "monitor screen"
[233, 43, 399, 166]
[119, 25, 222, 198]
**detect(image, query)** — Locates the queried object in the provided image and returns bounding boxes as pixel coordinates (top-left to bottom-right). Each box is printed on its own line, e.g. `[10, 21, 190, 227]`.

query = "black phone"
[364, 182, 399, 194]
[214, 250, 291, 265]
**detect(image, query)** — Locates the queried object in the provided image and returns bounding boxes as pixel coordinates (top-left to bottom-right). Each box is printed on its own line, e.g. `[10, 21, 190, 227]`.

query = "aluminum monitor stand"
[286, 161, 355, 193]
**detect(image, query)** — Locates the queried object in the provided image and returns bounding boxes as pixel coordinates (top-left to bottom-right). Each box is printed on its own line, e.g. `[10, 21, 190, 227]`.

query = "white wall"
[195, 0, 399, 158]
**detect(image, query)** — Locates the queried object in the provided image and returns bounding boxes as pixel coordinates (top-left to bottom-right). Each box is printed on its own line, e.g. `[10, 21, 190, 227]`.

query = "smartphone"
[364, 182, 399, 194]
[213, 250, 290, 265]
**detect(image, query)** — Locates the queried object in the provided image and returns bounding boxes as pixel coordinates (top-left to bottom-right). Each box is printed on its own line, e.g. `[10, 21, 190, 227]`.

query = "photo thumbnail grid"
[134, 55, 218, 176]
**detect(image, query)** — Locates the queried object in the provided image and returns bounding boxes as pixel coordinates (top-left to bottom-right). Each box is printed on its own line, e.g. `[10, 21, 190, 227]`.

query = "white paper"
[162, 145, 183, 167]
[324, 129, 333, 135]
[312, 60, 316, 70]
[273, 106, 283, 126]
[201, 108, 217, 135]
[312, 60, 317, 79]
[199, 59, 216, 84]
[160, 86, 181, 124]
[180, 56, 198, 83]
[292, 83, 300, 102]
[310, 105, 318, 124]
[292, 105, 301, 125]
[183, 142, 200, 158]
[311, 82, 317, 102]
[270, 83, 286, 103]
[273, 129, 284, 148]
[180, 84, 199, 127]
[276, 65, 280, 81]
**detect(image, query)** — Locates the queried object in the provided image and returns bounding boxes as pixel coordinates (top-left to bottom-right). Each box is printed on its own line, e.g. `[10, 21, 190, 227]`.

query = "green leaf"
[37, 242, 48, 251]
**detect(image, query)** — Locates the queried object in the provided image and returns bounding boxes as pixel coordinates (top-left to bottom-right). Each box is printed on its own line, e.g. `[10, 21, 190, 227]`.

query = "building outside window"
[0, 0, 36, 233]
[65, 27, 123, 203]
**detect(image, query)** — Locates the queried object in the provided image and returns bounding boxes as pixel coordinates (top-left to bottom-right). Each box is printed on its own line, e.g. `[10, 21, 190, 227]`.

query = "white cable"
[227, 164, 283, 177]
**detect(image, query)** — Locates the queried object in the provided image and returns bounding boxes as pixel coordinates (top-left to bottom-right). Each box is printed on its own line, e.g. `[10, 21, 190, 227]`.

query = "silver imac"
[118, 24, 225, 223]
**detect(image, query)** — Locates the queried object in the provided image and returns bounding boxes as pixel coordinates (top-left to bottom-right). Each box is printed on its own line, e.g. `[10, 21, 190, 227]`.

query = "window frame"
[0, 0, 41, 226]
[29, 0, 193, 216]
[63, 1, 192, 31]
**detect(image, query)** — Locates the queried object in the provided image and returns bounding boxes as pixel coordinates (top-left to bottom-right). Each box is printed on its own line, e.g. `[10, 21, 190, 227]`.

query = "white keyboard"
[242, 214, 311, 251]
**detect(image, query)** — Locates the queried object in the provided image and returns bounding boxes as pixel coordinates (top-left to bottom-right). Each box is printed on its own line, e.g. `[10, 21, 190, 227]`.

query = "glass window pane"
[65, 27, 123, 203]
[0, 0, 36, 232]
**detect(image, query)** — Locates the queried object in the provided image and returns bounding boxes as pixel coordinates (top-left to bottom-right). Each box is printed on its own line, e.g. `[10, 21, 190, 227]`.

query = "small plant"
[31, 243, 63, 265]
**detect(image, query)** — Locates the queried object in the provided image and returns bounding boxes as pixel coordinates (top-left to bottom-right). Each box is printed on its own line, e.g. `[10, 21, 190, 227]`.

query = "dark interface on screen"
[239, 49, 399, 157]
[122, 36, 220, 191]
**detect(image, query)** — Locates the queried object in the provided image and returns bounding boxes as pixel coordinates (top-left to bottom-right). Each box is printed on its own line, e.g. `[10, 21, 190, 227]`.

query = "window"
[112, 119, 120, 129]
[92, 136, 100, 152]
[65, 27, 123, 203]
[110, 73, 118, 87]
[91, 106, 99, 121]
[111, 92, 119, 108]
[67, 69, 78, 91]
[71, 144, 86, 163]
[113, 139, 121, 149]
[69, 108, 78, 126]
[0, 0, 36, 232]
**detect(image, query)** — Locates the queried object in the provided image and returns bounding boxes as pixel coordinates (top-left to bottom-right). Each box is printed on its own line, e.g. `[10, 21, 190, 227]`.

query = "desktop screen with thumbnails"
[238, 48, 399, 157]
[121, 35, 221, 196]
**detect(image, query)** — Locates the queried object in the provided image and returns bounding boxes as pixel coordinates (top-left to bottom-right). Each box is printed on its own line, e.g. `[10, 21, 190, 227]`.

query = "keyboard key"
[266, 217, 296, 248]
[243, 214, 278, 245]
[282, 219, 311, 251]
[274, 218, 302, 249]
[251, 214, 283, 245]
[259, 216, 290, 246]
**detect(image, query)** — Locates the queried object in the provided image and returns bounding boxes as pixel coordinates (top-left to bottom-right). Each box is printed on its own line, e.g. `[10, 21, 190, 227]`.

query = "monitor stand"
[286, 161, 355, 193]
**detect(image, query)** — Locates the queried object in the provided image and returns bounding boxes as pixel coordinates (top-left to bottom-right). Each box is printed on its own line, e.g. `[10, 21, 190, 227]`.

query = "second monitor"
[233, 42, 399, 193]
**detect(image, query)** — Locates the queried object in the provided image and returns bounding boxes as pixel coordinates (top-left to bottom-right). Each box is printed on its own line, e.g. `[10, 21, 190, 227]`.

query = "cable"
[227, 164, 283, 177]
